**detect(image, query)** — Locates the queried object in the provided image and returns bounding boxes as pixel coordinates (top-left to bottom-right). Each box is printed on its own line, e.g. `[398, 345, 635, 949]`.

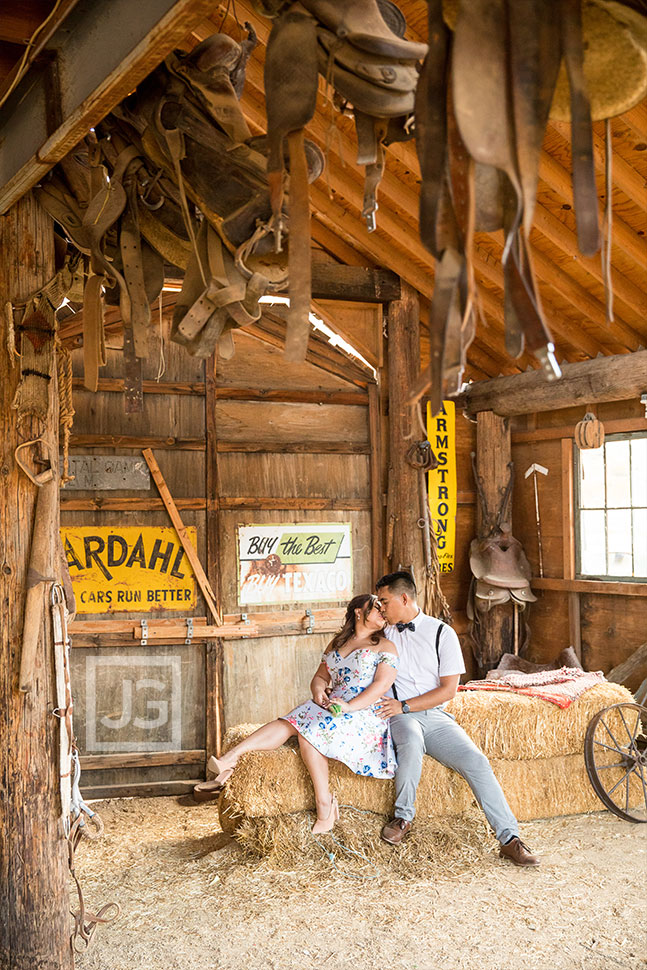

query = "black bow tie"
[396, 621, 416, 633]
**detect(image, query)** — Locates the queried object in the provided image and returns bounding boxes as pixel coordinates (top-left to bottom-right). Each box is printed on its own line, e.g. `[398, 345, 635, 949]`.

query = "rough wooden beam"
[306, 261, 400, 303]
[606, 642, 647, 687]
[71, 377, 368, 405]
[0, 0, 214, 212]
[386, 281, 425, 584]
[474, 412, 515, 673]
[0, 194, 73, 968]
[457, 350, 647, 416]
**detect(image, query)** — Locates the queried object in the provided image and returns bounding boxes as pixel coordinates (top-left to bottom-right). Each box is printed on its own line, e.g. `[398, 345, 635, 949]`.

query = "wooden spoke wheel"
[584, 703, 647, 823]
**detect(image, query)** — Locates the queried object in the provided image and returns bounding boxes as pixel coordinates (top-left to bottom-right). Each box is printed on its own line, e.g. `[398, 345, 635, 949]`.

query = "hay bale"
[219, 742, 603, 828]
[446, 682, 634, 760]
[234, 807, 497, 877]
[219, 686, 632, 830]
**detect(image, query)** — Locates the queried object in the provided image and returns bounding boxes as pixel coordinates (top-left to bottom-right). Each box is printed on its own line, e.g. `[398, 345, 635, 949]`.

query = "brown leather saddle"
[257, 0, 427, 359]
[36, 27, 324, 407]
[469, 533, 537, 613]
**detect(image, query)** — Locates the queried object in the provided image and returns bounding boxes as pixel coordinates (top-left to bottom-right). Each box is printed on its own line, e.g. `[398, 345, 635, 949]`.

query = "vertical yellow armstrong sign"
[427, 401, 457, 573]
[61, 526, 197, 613]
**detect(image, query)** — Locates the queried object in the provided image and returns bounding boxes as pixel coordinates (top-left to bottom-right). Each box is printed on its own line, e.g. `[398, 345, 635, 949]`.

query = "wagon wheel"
[584, 702, 647, 823]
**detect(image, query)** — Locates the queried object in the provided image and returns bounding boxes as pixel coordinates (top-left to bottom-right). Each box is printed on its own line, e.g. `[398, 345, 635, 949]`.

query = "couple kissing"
[207, 571, 539, 866]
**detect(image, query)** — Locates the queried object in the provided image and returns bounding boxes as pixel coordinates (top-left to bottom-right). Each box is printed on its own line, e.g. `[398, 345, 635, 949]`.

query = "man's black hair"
[375, 570, 417, 597]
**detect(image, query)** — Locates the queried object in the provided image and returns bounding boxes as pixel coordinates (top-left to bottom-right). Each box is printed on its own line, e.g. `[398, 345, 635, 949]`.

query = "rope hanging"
[56, 340, 75, 485]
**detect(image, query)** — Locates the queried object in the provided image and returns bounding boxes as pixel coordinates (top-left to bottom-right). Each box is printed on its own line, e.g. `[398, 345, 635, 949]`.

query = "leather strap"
[284, 128, 312, 362]
[560, 0, 600, 256]
[508, 0, 562, 237]
[82, 274, 105, 392]
[415, 0, 450, 259]
[428, 246, 463, 418]
[120, 177, 150, 358]
[362, 129, 387, 232]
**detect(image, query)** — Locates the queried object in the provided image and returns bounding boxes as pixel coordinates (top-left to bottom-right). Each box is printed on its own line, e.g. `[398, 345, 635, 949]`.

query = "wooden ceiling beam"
[621, 102, 647, 144]
[528, 244, 643, 352]
[456, 349, 647, 417]
[0, 1, 53, 46]
[531, 203, 647, 324]
[537, 144, 646, 270]
[549, 120, 647, 212]
[0, 0, 215, 213]
[311, 222, 372, 267]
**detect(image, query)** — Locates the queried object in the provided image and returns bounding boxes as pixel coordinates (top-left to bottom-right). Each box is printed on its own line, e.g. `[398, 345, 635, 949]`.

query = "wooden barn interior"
[0, 1, 646, 968]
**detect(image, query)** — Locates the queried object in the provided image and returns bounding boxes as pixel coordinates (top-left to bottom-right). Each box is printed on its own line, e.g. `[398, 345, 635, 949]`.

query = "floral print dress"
[281, 647, 399, 778]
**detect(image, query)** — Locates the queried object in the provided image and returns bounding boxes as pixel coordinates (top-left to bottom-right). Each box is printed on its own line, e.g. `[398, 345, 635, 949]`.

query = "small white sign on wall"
[237, 523, 352, 605]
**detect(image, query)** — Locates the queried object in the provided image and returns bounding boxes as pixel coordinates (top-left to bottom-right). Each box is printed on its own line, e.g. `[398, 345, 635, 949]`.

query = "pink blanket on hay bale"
[458, 667, 607, 709]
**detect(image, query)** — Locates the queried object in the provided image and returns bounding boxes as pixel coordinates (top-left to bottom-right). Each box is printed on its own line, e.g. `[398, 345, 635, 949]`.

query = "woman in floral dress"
[207, 594, 398, 833]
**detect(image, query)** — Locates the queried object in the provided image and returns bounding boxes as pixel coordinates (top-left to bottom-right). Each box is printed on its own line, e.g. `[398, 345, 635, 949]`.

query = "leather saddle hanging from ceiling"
[36, 27, 325, 408]
[257, 0, 428, 360]
[414, 0, 647, 416]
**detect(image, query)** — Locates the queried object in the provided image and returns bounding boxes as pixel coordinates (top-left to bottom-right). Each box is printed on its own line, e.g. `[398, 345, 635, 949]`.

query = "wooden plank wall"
[215, 326, 374, 726]
[510, 396, 647, 684]
[65, 308, 380, 793]
[65, 326, 208, 793]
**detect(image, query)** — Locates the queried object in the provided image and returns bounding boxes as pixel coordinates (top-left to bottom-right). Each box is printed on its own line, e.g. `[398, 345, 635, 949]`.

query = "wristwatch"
[401, 701, 411, 714]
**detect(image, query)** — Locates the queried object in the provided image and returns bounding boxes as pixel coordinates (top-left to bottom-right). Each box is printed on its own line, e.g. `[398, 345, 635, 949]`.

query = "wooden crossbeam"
[142, 447, 222, 624]
[457, 349, 647, 416]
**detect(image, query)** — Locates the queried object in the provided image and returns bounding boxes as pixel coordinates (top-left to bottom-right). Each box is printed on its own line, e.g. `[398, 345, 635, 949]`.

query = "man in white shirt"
[375, 571, 539, 867]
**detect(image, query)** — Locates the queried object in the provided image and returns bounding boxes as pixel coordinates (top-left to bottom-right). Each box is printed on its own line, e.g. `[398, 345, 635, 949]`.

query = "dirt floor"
[73, 796, 646, 970]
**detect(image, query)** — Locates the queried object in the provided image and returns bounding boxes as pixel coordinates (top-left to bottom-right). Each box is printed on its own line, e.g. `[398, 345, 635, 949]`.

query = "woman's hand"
[312, 686, 330, 708]
[329, 698, 351, 714]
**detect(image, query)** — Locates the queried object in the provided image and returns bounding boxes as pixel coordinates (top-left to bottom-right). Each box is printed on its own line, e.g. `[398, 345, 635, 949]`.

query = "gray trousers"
[390, 708, 519, 844]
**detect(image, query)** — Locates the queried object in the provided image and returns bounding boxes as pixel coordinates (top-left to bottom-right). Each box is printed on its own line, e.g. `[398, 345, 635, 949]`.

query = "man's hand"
[312, 687, 330, 708]
[375, 697, 403, 719]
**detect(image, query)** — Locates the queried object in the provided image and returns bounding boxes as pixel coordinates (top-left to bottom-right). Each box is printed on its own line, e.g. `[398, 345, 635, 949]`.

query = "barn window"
[576, 432, 647, 580]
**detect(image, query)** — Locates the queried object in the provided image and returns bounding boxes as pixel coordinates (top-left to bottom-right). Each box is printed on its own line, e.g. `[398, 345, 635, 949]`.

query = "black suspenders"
[392, 622, 444, 701]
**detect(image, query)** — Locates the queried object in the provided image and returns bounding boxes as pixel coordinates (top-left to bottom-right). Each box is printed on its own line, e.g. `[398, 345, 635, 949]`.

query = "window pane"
[579, 448, 605, 508]
[607, 508, 632, 576]
[580, 509, 606, 575]
[633, 509, 647, 578]
[631, 437, 647, 509]
[605, 440, 631, 508]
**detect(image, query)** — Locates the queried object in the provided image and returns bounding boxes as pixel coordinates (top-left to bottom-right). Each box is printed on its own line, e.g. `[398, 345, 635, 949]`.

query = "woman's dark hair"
[325, 593, 382, 654]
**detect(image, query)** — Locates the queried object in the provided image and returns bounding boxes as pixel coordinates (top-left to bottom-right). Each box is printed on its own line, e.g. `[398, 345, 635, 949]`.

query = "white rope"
[155, 292, 166, 381]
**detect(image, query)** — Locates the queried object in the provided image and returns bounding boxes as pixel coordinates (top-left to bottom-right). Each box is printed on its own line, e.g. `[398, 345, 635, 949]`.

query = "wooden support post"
[205, 354, 224, 760]
[475, 411, 515, 673]
[386, 281, 424, 586]
[0, 193, 73, 969]
[561, 437, 582, 661]
[368, 382, 384, 582]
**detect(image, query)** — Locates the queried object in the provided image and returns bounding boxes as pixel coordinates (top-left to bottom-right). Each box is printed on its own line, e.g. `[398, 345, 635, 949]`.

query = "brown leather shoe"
[499, 837, 540, 867]
[381, 817, 412, 844]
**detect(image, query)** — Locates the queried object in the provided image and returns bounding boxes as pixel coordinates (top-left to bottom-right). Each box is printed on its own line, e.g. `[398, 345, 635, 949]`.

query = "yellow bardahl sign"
[427, 401, 457, 573]
[62, 526, 197, 613]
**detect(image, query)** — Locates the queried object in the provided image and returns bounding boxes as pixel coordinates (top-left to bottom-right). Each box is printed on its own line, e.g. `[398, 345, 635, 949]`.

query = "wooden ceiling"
[0, 0, 76, 103]
[2, 1, 647, 384]
[190, 1, 647, 382]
